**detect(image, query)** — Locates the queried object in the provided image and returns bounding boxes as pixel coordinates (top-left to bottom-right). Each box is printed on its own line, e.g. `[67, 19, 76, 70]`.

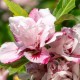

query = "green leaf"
[55, 14, 76, 25]
[71, 9, 80, 16]
[71, 9, 80, 23]
[8, 65, 26, 75]
[55, 14, 77, 31]
[0, 57, 29, 75]
[53, 0, 75, 19]
[4, 0, 28, 16]
[55, 24, 62, 31]
[75, 16, 80, 23]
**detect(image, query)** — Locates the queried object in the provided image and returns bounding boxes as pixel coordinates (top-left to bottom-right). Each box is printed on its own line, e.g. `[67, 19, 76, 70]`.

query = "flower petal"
[29, 8, 41, 22]
[24, 48, 50, 64]
[9, 16, 35, 40]
[37, 9, 56, 28]
[39, 8, 53, 17]
[46, 32, 63, 44]
[62, 55, 80, 63]
[40, 26, 51, 47]
[0, 42, 23, 64]
[73, 24, 80, 40]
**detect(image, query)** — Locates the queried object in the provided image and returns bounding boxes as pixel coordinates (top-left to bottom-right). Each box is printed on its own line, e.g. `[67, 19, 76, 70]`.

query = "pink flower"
[42, 58, 80, 80]
[9, 8, 56, 49]
[49, 25, 80, 63]
[46, 59, 73, 80]
[0, 9, 56, 64]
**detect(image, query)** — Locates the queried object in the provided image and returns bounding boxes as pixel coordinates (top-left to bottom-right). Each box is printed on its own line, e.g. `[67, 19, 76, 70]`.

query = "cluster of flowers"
[0, 8, 80, 80]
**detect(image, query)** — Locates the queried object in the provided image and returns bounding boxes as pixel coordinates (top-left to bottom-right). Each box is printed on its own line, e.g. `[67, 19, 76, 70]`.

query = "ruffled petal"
[29, 8, 41, 22]
[24, 48, 50, 64]
[0, 42, 23, 64]
[40, 26, 51, 47]
[73, 24, 80, 40]
[37, 9, 56, 28]
[46, 32, 63, 44]
[62, 55, 80, 63]
[9, 16, 35, 39]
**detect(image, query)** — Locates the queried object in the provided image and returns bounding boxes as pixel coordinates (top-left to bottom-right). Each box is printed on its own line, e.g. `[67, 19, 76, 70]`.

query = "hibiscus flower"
[0, 8, 56, 64]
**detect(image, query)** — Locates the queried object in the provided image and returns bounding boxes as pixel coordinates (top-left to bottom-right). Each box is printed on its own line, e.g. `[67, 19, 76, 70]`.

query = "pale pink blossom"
[29, 8, 56, 28]
[9, 8, 56, 49]
[0, 9, 56, 64]
[48, 25, 80, 63]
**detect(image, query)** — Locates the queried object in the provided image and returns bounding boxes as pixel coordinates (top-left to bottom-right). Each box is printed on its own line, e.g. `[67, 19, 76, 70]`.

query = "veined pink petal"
[46, 32, 63, 44]
[72, 43, 80, 55]
[37, 13, 56, 28]
[39, 8, 56, 27]
[62, 55, 80, 63]
[29, 8, 56, 26]
[24, 48, 50, 64]
[39, 8, 54, 18]
[40, 26, 50, 47]
[29, 8, 41, 22]
[0, 42, 24, 64]
[73, 24, 80, 40]
[9, 9, 56, 50]
[19, 26, 42, 49]
[9, 16, 35, 39]
[71, 38, 78, 52]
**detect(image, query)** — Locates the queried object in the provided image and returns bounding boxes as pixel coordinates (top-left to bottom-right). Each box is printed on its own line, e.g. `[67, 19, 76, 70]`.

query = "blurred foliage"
[4, 0, 28, 16]
[53, 0, 75, 19]
[0, 19, 14, 45]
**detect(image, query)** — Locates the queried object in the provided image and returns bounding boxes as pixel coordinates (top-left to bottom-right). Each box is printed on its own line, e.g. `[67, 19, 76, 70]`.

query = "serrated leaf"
[4, 0, 28, 16]
[55, 14, 76, 25]
[53, 0, 75, 19]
